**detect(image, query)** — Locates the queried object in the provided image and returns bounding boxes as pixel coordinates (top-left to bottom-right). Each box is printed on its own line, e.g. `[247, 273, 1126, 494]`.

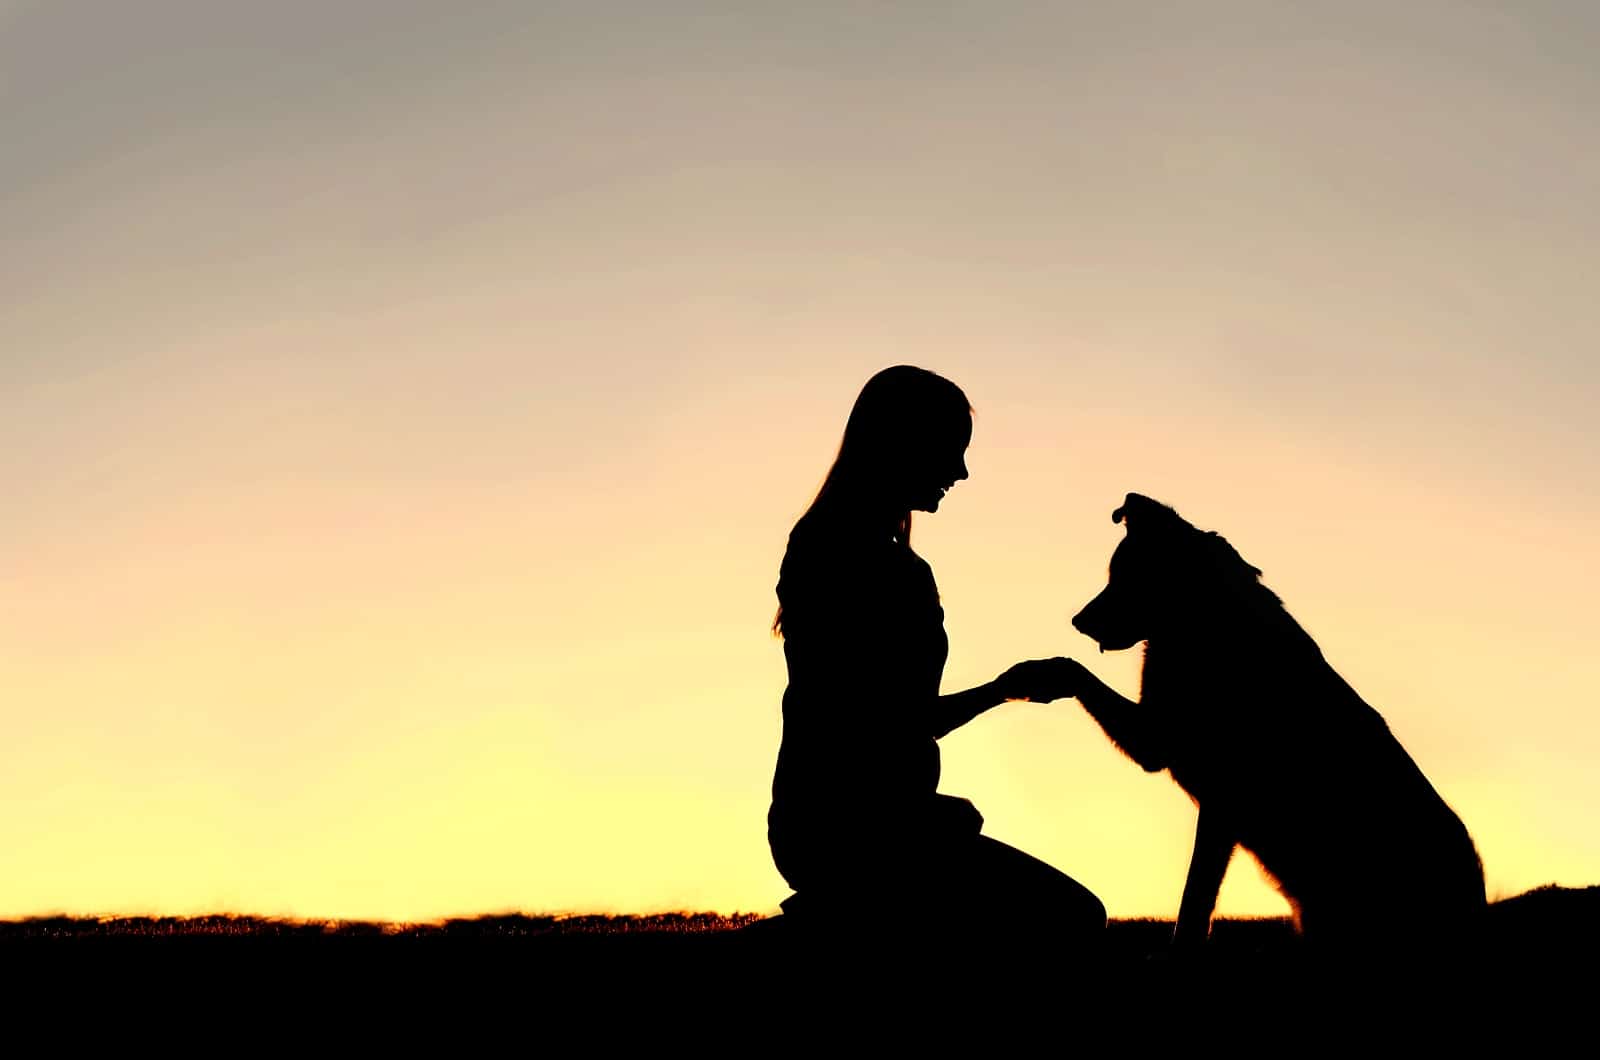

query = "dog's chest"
[1145, 660, 1262, 801]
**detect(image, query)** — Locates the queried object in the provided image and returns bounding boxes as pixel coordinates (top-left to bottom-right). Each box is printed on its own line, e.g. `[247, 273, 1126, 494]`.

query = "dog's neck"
[1142, 587, 1318, 679]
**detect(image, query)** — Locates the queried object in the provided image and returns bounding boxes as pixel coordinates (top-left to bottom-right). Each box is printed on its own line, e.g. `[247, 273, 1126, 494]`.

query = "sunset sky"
[4, 1, 1598, 922]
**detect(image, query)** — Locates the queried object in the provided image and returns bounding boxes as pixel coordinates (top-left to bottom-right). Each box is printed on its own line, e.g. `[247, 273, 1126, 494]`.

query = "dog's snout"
[1073, 592, 1124, 650]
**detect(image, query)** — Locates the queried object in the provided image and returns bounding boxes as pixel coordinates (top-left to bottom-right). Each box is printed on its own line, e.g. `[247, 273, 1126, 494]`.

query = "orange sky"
[3, 2, 1598, 921]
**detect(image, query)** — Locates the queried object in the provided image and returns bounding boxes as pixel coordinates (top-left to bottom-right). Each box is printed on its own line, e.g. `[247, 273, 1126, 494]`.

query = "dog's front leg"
[1173, 806, 1235, 947]
[1072, 667, 1167, 772]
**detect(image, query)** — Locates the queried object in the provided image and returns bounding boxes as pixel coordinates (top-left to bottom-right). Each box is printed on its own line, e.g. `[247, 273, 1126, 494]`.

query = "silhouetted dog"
[1067, 493, 1486, 949]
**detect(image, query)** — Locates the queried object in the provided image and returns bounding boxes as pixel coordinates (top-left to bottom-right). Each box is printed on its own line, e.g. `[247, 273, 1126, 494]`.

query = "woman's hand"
[929, 659, 1093, 739]
[994, 657, 1088, 703]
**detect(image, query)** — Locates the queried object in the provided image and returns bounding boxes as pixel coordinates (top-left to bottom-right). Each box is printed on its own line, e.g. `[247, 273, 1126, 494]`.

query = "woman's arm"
[924, 658, 1079, 740]
[926, 682, 1008, 740]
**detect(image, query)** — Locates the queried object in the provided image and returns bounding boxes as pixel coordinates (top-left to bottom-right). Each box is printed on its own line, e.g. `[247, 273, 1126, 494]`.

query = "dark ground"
[6, 881, 1593, 941]
[4, 885, 1595, 1020]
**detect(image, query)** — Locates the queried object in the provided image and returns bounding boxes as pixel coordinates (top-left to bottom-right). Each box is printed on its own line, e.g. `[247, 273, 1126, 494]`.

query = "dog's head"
[1071, 493, 1268, 651]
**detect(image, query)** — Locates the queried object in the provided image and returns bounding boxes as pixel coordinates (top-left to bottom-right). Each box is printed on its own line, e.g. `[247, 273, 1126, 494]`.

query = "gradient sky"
[4, 1, 1598, 921]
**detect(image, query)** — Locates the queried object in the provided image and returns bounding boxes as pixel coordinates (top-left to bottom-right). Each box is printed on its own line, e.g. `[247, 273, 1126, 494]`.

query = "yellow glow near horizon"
[4, 3, 1599, 922]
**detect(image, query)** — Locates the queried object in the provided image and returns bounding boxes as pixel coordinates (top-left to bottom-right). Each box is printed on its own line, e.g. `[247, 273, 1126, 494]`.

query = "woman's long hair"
[772, 365, 972, 636]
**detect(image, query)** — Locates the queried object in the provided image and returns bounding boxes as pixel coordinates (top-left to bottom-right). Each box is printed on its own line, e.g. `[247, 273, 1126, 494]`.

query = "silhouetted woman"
[769, 365, 1105, 946]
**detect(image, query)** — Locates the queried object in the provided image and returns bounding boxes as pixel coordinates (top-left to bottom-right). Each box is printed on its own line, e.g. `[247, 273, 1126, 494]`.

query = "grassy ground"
[4, 885, 1593, 978]
[3, 889, 1594, 1031]
[5, 882, 1592, 945]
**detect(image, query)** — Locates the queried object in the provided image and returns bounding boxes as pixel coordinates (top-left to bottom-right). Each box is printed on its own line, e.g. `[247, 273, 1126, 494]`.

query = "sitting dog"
[1063, 493, 1486, 948]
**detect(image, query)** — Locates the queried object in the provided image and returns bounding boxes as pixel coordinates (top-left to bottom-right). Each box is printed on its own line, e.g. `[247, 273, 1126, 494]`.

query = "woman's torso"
[767, 518, 949, 882]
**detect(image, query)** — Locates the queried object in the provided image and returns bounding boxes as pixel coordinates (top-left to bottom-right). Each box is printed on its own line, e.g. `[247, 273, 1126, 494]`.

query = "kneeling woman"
[768, 365, 1105, 944]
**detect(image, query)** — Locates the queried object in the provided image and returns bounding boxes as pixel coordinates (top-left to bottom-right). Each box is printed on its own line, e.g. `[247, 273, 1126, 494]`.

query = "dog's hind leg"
[1173, 806, 1235, 947]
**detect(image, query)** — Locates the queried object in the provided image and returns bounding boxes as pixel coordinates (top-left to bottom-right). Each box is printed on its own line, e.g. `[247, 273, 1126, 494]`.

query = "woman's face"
[901, 413, 972, 514]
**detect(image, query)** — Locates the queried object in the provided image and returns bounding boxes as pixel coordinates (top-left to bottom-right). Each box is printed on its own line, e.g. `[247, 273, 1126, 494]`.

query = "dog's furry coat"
[1069, 494, 1486, 946]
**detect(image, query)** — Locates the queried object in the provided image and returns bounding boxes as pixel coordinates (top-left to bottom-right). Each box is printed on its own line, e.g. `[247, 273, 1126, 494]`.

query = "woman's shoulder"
[779, 515, 880, 595]
[783, 512, 877, 563]
[779, 519, 937, 599]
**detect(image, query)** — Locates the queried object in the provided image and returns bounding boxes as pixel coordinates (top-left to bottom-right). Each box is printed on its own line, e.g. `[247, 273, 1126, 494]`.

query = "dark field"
[0, 909, 767, 939]
[6, 883, 1595, 939]
[5, 889, 1597, 1033]
[1, 909, 1304, 963]
[6, 884, 1595, 967]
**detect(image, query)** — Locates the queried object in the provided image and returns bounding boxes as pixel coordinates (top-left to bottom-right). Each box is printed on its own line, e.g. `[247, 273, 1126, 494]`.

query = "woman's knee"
[966, 837, 1106, 931]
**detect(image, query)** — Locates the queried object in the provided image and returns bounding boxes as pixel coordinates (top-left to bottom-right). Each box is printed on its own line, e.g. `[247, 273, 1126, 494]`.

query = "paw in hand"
[995, 657, 1089, 703]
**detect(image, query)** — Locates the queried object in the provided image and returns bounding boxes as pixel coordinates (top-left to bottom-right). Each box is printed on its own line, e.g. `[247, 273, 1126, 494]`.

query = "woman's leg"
[946, 835, 1107, 943]
[774, 825, 1105, 950]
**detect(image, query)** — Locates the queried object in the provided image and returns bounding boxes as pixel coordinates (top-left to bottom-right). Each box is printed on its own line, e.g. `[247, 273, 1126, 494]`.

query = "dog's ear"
[1112, 492, 1161, 527]
[1114, 493, 1186, 534]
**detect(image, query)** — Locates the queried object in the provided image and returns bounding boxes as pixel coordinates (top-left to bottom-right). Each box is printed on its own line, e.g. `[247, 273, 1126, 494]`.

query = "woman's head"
[774, 366, 972, 635]
[833, 365, 972, 517]
[807, 365, 973, 534]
